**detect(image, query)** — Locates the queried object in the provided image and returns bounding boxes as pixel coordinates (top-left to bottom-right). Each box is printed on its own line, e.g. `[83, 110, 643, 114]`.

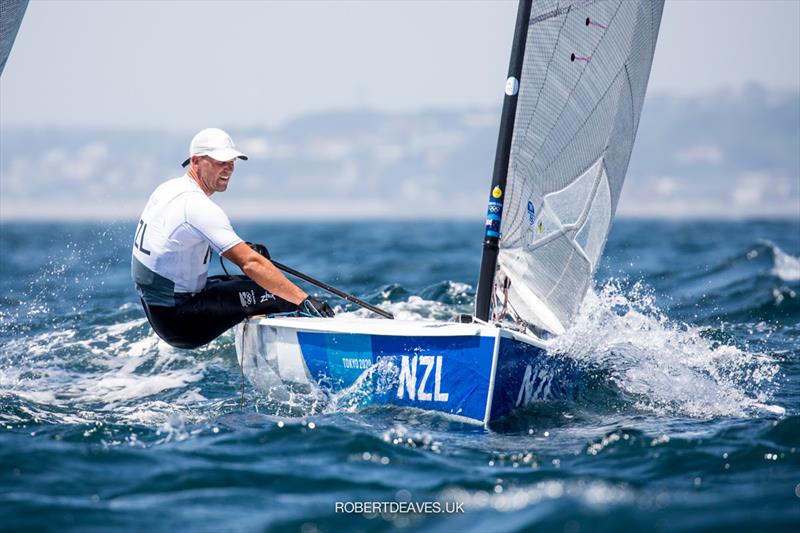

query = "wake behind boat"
[236, 0, 666, 425]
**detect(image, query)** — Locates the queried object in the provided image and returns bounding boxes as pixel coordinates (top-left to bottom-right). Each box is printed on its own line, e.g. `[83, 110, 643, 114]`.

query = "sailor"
[132, 127, 334, 349]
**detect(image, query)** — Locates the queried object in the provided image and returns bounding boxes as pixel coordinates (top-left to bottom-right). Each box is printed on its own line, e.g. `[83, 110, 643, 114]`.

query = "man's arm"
[222, 242, 307, 305]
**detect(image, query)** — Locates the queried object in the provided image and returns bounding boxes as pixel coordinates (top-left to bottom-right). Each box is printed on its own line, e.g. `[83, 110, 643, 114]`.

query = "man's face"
[195, 156, 235, 194]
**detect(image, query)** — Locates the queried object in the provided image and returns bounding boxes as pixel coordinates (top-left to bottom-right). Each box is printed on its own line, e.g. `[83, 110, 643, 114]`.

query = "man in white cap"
[132, 127, 334, 349]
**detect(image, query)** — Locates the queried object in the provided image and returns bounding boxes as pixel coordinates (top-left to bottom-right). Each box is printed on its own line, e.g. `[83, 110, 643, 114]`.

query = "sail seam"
[625, 63, 636, 137]
[529, 4, 571, 25]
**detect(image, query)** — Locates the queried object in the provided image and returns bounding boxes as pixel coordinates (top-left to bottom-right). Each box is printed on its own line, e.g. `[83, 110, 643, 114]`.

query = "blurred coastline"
[1, 84, 798, 221]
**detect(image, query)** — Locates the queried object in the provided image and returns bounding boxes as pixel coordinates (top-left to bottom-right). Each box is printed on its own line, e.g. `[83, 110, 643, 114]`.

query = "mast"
[474, 0, 532, 321]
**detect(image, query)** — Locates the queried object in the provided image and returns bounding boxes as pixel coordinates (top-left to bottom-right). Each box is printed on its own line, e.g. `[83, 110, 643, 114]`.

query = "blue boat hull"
[235, 317, 580, 425]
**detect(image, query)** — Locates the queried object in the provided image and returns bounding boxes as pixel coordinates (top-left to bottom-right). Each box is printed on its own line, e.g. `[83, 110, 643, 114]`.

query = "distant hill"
[624, 84, 799, 218]
[1, 85, 797, 220]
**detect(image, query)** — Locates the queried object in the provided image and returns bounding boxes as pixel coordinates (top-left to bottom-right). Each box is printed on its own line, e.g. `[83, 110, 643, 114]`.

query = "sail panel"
[497, 0, 664, 333]
[0, 0, 28, 76]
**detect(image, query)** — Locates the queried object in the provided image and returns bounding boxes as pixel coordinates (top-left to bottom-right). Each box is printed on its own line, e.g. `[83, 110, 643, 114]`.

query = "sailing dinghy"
[235, 0, 665, 425]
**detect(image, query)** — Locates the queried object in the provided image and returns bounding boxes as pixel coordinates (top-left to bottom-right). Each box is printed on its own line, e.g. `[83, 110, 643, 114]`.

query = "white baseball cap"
[181, 128, 249, 167]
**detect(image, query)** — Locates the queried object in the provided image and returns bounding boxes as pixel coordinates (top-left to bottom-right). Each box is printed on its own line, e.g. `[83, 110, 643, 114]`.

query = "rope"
[493, 277, 511, 323]
[239, 319, 247, 409]
[219, 254, 232, 278]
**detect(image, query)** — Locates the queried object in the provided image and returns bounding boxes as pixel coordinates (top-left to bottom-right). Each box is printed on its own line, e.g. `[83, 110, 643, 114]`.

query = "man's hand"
[300, 297, 335, 318]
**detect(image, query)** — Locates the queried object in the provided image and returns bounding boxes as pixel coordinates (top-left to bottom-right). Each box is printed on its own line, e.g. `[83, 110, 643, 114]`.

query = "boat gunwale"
[240, 315, 551, 349]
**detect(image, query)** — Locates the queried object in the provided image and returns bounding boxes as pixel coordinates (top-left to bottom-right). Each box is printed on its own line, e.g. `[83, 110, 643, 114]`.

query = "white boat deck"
[246, 315, 488, 336]
[243, 315, 549, 348]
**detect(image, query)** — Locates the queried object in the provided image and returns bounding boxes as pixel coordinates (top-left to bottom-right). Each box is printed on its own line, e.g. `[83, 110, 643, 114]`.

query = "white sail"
[496, 0, 664, 334]
[0, 0, 28, 76]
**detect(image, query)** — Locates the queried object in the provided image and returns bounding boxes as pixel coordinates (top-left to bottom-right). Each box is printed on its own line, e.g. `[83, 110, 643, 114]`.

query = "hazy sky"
[1, 0, 799, 130]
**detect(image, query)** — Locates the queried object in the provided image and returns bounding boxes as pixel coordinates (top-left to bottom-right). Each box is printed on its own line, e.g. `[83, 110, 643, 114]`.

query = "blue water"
[1, 219, 798, 532]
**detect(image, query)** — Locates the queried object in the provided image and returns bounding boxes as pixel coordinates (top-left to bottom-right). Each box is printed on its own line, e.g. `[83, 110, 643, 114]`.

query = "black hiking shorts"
[140, 275, 298, 349]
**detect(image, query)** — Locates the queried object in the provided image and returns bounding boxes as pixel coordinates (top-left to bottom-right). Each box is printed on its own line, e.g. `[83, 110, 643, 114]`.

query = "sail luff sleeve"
[475, 0, 533, 321]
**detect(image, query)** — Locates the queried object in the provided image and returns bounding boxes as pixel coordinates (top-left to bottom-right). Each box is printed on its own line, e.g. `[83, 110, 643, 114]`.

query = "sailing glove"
[301, 297, 335, 318]
[246, 242, 270, 260]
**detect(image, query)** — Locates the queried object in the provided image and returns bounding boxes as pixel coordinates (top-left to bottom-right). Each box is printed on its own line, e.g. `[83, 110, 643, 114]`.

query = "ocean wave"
[759, 239, 800, 282]
[1, 260, 791, 433]
[1, 278, 475, 430]
[0, 317, 218, 429]
[440, 479, 633, 513]
[341, 283, 469, 322]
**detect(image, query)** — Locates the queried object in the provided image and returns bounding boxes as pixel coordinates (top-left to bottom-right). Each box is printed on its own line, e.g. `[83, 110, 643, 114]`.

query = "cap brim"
[208, 148, 248, 163]
[181, 149, 248, 168]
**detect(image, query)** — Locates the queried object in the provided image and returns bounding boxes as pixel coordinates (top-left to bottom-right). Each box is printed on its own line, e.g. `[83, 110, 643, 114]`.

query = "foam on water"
[325, 357, 400, 414]
[550, 281, 783, 418]
[0, 316, 214, 429]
